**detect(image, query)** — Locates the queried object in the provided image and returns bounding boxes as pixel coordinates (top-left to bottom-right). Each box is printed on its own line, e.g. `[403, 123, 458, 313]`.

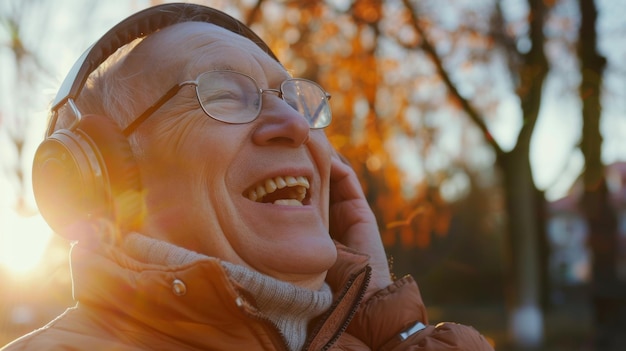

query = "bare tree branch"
[400, 0, 504, 158]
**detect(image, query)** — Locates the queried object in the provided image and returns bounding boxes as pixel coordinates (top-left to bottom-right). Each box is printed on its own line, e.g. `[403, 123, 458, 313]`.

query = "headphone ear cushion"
[32, 115, 144, 239]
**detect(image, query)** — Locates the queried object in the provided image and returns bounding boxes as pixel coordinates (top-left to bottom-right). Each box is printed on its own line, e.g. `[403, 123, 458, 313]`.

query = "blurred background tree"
[577, 0, 625, 349]
[2, 0, 626, 349]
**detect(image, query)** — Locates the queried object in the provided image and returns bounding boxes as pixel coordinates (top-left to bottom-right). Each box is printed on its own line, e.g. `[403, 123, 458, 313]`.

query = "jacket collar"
[69, 237, 371, 350]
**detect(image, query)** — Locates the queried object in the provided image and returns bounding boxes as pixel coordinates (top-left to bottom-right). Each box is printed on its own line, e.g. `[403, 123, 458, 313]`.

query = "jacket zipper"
[236, 296, 290, 351]
[303, 265, 371, 351]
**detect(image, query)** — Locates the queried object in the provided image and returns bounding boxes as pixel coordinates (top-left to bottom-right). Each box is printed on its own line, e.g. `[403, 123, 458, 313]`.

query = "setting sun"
[0, 209, 53, 275]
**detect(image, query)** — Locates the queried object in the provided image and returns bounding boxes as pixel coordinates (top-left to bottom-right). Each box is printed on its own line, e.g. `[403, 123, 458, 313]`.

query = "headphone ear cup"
[32, 115, 144, 239]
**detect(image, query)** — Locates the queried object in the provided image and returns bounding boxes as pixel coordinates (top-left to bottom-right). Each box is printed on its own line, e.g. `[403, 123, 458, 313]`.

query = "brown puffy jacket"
[1, 240, 494, 350]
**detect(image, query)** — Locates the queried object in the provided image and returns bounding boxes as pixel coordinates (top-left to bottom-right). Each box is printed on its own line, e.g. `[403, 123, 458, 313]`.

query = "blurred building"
[546, 162, 626, 304]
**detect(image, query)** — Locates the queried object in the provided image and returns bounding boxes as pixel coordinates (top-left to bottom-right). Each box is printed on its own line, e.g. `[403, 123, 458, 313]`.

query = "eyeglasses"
[122, 70, 332, 136]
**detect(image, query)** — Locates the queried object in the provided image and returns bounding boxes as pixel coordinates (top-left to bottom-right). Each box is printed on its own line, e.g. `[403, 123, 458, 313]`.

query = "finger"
[329, 155, 365, 203]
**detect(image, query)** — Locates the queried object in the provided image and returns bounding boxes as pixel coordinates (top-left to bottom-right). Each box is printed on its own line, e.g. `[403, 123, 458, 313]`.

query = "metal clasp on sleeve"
[399, 321, 427, 340]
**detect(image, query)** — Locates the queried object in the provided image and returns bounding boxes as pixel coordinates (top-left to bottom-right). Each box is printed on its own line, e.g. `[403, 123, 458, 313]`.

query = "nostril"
[268, 136, 296, 144]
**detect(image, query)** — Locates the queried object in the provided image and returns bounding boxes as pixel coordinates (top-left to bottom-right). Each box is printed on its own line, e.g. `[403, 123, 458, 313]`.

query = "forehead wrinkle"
[141, 22, 288, 87]
[186, 39, 269, 79]
[131, 23, 235, 73]
[180, 30, 287, 85]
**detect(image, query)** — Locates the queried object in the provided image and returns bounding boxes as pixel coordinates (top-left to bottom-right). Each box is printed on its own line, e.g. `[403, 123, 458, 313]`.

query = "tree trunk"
[399, 0, 550, 346]
[496, 2, 549, 347]
[577, 0, 625, 349]
[499, 143, 544, 348]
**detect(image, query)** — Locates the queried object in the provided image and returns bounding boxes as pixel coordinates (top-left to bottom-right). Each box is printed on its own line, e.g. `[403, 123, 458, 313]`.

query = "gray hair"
[52, 39, 147, 156]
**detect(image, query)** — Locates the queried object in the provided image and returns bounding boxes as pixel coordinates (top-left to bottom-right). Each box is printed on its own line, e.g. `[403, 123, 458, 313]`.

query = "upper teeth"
[245, 176, 310, 205]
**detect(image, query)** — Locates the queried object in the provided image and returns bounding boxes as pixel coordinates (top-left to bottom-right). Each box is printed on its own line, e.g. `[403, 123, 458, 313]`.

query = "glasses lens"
[281, 79, 332, 129]
[195, 71, 260, 124]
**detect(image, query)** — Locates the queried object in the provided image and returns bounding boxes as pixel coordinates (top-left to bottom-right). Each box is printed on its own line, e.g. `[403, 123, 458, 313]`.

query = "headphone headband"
[52, 2, 278, 112]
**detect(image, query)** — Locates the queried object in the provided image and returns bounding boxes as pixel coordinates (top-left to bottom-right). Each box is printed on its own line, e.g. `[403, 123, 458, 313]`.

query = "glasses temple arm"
[122, 83, 188, 137]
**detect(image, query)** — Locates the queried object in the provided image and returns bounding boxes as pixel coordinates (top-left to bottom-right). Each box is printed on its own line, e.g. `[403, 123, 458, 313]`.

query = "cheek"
[137, 122, 210, 205]
[309, 131, 333, 178]
[139, 124, 246, 217]
[139, 152, 224, 248]
[141, 114, 232, 173]
[308, 132, 333, 220]
[309, 130, 332, 155]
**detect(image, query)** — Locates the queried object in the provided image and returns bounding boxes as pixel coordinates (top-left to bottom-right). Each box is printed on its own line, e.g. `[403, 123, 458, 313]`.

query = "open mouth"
[244, 175, 310, 206]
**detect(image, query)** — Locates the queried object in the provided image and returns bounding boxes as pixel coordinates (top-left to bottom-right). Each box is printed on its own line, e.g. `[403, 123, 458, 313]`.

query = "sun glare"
[0, 209, 53, 275]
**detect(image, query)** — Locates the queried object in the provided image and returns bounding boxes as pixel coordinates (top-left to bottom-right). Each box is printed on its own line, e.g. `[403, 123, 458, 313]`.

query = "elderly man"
[2, 3, 494, 351]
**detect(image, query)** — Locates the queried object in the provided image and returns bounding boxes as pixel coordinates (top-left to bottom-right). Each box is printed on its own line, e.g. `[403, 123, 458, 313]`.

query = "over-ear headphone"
[32, 3, 279, 239]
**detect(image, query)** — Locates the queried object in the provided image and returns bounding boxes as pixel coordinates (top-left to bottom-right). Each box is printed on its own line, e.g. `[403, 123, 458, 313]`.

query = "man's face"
[130, 23, 337, 288]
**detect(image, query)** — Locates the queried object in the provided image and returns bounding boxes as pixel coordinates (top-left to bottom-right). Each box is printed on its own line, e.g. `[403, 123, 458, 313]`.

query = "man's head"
[37, 7, 338, 289]
[123, 22, 338, 288]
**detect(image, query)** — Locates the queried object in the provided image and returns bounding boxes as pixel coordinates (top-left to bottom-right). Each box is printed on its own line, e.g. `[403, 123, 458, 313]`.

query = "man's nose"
[251, 97, 310, 147]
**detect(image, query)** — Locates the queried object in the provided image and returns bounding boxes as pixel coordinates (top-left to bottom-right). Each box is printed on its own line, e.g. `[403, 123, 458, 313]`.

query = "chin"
[250, 233, 338, 281]
[280, 234, 337, 271]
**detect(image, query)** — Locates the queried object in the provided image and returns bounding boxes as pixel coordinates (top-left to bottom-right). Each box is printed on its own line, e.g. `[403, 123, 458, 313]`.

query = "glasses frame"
[122, 70, 331, 137]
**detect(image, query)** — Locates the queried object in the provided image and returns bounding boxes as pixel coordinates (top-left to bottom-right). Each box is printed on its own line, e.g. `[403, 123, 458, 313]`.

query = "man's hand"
[329, 151, 393, 296]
